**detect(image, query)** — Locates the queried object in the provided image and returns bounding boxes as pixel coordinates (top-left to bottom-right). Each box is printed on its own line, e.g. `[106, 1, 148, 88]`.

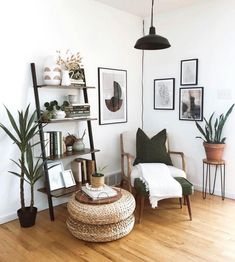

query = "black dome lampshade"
[134, 0, 171, 50]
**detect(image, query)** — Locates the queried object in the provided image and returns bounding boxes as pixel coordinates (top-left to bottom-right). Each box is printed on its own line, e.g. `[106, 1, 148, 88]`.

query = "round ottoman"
[66, 188, 136, 242]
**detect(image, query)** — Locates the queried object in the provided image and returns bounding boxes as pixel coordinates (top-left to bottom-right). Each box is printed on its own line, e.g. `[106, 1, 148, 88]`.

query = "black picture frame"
[179, 87, 204, 121]
[154, 78, 175, 110]
[98, 67, 127, 125]
[180, 59, 198, 86]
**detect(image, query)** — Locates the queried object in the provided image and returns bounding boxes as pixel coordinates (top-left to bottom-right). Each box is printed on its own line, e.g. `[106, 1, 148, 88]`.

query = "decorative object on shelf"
[47, 161, 65, 191]
[56, 49, 85, 86]
[180, 59, 198, 86]
[64, 133, 77, 152]
[72, 130, 86, 152]
[91, 165, 107, 188]
[61, 70, 71, 86]
[179, 87, 204, 121]
[98, 67, 127, 125]
[195, 104, 234, 161]
[62, 170, 76, 188]
[134, 0, 170, 50]
[0, 105, 42, 227]
[43, 56, 61, 85]
[154, 78, 175, 110]
[43, 100, 69, 120]
[68, 94, 79, 104]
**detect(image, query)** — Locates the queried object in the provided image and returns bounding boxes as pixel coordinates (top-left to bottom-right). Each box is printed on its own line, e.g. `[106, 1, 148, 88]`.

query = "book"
[75, 158, 88, 183]
[71, 160, 82, 183]
[81, 185, 117, 200]
[86, 160, 95, 184]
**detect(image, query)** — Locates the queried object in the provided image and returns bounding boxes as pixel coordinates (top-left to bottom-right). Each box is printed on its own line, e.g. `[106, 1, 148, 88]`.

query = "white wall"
[0, 0, 142, 223]
[144, 0, 235, 198]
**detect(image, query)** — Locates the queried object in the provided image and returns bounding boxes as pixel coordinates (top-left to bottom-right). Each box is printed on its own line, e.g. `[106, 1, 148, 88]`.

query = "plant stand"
[202, 159, 226, 200]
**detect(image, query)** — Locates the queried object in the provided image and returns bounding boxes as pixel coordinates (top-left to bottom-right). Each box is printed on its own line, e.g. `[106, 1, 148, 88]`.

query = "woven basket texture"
[66, 214, 135, 242]
[67, 188, 135, 225]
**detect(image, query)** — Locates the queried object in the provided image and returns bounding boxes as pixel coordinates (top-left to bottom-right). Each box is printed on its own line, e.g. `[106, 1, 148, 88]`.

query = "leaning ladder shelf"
[30, 63, 98, 221]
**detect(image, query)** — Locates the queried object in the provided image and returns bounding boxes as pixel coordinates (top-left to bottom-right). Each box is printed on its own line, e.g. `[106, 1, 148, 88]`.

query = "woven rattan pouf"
[66, 188, 136, 242]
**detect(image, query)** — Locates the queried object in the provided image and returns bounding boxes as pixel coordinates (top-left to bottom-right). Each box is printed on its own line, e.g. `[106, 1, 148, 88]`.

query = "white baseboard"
[193, 184, 235, 199]
[0, 198, 68, 225]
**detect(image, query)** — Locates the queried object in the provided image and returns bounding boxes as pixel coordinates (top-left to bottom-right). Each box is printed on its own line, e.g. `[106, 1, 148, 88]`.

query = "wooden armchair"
[120, 131, 193, 223]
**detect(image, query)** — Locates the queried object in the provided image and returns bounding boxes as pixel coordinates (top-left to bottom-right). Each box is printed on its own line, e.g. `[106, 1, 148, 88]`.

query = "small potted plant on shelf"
[43, 100, 69, 121]
[91, 166, 107, 188]
[195, 104, 234, 161]
[0, 105, 42, 227]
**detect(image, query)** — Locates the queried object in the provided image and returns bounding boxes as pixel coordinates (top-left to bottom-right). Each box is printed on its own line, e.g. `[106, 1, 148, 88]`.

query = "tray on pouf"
[66, 187, 136, 242]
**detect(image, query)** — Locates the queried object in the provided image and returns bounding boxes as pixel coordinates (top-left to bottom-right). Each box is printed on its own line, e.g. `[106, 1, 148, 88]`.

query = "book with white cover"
[81, 185, 117, 200]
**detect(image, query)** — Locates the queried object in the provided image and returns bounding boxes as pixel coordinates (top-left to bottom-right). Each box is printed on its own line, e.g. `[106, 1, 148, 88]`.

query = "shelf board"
[37, 85, 95, 90]
[46, 148, 100, 161]
[40, 117, 97, 124]
[38, 184, 81, 198]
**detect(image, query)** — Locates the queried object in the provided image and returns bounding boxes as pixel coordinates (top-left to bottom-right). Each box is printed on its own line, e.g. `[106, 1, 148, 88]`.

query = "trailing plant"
[44, 100, 69, 111]
[195, 104, 234, 144]
[0, 105, 39, 210]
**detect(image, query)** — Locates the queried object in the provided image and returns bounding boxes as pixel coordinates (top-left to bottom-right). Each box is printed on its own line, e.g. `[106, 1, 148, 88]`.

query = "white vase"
[43, 56, 61, 86]
[61, 70, 71, 86]
[53, 110, 66, 119]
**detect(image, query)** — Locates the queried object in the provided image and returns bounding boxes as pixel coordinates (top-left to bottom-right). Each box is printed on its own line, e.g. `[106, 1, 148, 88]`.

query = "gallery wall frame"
[98, 67, 127, 125]
[179, 87, 204, 121]
[180, 59, 198, 86]
[154, 78, 175, 110]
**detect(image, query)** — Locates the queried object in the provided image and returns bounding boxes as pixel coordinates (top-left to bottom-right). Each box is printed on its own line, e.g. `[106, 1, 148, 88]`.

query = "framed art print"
[154, 78, 175, 110]
[180, 59, 198, 86]
[179, 87, 204, 121]
[98, 67, 127, 125]
[47, 161, 65, 191]
[62, 170, 76, 188]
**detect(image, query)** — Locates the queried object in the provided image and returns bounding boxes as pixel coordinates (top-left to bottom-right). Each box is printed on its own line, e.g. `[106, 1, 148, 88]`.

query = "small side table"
[202, 159, 225, 200]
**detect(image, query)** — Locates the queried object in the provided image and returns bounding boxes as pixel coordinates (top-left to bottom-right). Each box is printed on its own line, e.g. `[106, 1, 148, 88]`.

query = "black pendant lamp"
[134, 0, 170, 50]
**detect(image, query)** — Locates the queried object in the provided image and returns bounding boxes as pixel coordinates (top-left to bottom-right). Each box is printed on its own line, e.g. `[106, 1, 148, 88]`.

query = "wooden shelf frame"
[30, 63, 98, 221]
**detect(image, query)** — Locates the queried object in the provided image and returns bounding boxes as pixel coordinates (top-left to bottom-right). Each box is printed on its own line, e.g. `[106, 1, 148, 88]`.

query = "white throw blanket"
[137, 163, 182, 208]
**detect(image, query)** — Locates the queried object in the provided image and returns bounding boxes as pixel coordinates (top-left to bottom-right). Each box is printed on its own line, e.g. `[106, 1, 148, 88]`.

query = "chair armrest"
[121, 152, 135, 185]
[169, 151, 186, 172]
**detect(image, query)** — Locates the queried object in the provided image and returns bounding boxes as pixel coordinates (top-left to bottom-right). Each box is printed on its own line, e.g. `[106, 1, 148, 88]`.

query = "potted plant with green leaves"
[195, 104, 234, 161]
[91, 166, 107, 188]
[43, 100, 69, 121]
[0, 105, 42, 227]
[10, 144, 46, 227]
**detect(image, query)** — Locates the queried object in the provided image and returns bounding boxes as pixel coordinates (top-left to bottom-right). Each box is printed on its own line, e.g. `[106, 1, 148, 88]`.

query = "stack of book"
[64, 104, 90, 118]
[43, 131, 63, 157]
[71, 158, 95, 184]
[81, 185, 117, 200]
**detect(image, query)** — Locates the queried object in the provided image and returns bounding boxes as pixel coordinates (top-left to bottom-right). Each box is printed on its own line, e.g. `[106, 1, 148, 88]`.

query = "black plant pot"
[17, 207, 38, 228]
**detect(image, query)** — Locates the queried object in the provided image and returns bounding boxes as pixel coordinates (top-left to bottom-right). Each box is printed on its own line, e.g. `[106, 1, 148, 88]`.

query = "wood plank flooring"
[0, 191, 235, 262]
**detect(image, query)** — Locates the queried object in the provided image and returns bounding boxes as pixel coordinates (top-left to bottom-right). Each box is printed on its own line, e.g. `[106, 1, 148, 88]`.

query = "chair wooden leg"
[183, 196, 187, 205]
[179, 198, 182, 209]
[138, 195, 145, 224]
[185, 195, 192, 221]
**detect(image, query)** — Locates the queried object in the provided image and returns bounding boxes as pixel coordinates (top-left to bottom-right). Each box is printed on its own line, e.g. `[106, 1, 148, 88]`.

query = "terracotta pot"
[203, 143, 225, 161]
[17, 207, 37, 228]
[91, 174, 104, 188]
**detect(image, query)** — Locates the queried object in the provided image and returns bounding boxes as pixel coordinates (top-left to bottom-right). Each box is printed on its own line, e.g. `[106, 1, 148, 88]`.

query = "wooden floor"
[0, 191, 235, 262]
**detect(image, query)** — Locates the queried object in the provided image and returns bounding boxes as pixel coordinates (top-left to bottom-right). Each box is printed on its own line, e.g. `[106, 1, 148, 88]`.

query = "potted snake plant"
[195, 104, 234, 161]
[91, 166, 107, 188]
[0, 105, 42, 227]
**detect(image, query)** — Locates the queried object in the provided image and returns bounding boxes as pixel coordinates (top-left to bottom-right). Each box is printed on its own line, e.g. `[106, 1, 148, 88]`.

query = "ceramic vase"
[43, 56, 61, 85]
[61, 70, 71, 86]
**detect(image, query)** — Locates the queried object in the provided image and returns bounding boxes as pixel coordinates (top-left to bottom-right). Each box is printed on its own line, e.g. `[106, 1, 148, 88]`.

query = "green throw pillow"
[133, 128, 173, 166]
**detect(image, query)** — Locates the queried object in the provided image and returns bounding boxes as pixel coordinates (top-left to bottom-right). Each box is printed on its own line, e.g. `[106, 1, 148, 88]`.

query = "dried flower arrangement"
[56, 49, 83, 71]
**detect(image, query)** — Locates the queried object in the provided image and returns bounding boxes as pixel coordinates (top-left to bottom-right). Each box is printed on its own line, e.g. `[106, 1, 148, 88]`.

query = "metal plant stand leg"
[211, 165, 218, 195]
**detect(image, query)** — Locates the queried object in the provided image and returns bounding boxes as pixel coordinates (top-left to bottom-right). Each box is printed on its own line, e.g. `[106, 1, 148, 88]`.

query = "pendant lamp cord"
[151, 0, 154, 27]
[141, 19, 145, 130]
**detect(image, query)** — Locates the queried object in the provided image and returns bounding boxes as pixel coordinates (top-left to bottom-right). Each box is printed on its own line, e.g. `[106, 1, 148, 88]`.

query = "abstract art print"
[154, 78, 175, 110]
[180, 59, 198, 86]
[179, 87, 204, 121]
[98, 67, 127, 125]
